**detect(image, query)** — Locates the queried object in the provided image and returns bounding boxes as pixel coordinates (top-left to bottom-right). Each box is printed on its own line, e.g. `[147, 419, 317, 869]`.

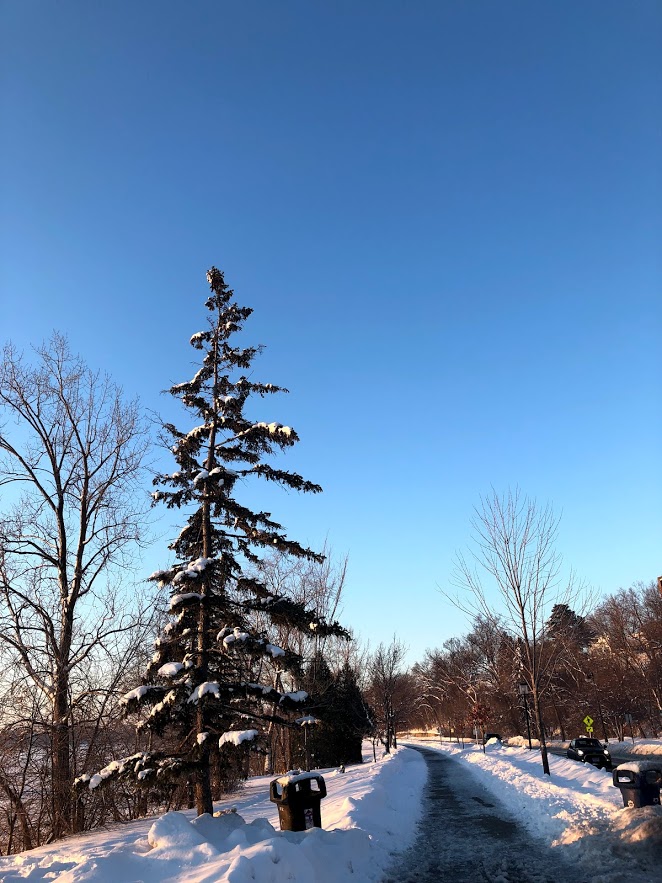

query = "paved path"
[383, 746, 576, 883]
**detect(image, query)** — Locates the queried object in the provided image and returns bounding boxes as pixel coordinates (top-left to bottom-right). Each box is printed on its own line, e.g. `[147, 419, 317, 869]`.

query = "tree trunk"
[285, 726, 292, 772]
[533, 691, 550, 776]
[0, 780, 33, 852]
[51, 677, 72, 839]
[193, 396, 218, 818]
[195, 751, 214, 816]
[552, 700, 566, 741]
[194, 589, 213, 815]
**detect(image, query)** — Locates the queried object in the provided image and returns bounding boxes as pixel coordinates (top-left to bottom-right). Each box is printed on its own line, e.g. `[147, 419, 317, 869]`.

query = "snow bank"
[507, 734, 541, 748]
[411, 739, 662, 881]
[603, 739, 662, 757]
[0, 746, 427, 883]
[614, 760, 662, 776]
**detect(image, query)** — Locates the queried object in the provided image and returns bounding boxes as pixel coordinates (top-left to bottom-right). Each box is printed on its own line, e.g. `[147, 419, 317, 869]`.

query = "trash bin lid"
[271, 770, 327, 801]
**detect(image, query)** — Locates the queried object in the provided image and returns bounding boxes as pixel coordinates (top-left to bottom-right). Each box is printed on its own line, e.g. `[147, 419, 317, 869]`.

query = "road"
[546, 744, 648, 770]
[383, 746, 576, 883]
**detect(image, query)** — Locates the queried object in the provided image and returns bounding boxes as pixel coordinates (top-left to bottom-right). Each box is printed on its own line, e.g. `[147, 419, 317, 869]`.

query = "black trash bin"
[612, 763, 662, 808]
[269, 771, 327, 831]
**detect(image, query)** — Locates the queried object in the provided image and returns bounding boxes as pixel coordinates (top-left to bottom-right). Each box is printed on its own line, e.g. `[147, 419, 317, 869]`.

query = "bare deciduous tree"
[367, 637, 408, 753]
[452, 488, 584, 775]
[0, 334, 151, 840]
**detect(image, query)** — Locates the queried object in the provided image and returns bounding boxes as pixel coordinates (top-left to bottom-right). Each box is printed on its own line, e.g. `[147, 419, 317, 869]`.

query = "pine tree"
[83, 268, 347, 815]
[334, 663, 371, 764]
[546, 604, 593, 648]
[300, 657, 370, 768]
[300, 652, 336, 768]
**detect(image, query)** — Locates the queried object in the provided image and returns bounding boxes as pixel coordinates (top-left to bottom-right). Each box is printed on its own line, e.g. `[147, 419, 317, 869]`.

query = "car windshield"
[577, 739, 602, 748]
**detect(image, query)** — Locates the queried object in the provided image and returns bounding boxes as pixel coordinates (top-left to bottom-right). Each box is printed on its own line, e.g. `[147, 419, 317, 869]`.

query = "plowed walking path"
[384, 746, 577, 883]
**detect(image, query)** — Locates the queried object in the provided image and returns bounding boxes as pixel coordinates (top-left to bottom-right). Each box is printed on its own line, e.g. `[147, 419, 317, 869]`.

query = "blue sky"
[1, 1, 660, 663]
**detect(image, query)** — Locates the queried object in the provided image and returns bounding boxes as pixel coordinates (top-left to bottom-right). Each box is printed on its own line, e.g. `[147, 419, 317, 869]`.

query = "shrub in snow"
[84, 268, 348, 816]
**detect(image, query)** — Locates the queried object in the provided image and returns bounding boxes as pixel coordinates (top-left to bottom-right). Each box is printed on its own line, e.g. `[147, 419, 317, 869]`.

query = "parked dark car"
[567, 737, 611, 768]
[483, 733, 502, 745]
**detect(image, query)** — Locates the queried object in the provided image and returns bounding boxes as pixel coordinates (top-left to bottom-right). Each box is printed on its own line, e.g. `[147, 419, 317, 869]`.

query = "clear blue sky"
[1, 1, 660, 664]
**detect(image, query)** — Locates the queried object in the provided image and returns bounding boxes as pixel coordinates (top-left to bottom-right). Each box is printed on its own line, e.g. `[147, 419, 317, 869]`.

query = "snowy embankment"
[606, 739, 662, 757]
[407, 738, 662, 881]
[0, 746, 427, 883]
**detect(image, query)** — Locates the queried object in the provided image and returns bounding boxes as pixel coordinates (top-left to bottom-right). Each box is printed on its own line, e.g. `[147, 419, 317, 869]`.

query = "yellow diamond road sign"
[583, 715, 594, 727]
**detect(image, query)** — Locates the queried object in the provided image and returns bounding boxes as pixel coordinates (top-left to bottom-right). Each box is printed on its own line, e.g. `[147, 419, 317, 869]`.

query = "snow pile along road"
[549, 738, 662, 758]
[608, 739, 662, 757]
[410, 739, 662, 882]
[0, 746, 427, 883]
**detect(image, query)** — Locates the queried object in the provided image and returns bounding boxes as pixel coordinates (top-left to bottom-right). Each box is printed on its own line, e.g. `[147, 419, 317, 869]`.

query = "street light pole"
[518, 683, 533, 750]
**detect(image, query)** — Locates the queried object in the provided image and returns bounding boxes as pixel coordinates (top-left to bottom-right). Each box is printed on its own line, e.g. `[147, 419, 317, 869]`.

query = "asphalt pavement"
[383, 746, 577, 883]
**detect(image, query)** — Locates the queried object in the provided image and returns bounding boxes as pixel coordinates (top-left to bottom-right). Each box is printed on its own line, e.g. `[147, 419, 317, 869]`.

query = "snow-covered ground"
[3, 740, 660, 883]
[406, 738, 662, 882]
[0, 745, 427, 883]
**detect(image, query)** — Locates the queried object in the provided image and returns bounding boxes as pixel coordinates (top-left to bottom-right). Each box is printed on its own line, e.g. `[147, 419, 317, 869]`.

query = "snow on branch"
[157, 662, 185, 678]
[216, 628, 286, 662]
[219, 626, 250, 646]
[120, 685, 164, 706]
[190, 330, 210, 349]
[219, 729, 259, 748]
[169, 592, 202, 610]
[139, 690, 178, 727]
[187, 682, 221, 704]
[280, 690, 308, 705]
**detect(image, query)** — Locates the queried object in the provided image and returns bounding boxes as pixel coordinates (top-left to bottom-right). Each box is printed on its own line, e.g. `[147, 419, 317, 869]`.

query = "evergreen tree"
[333, 663, 371, 764]
[300, 652, 336, 768]
[546, 604, 593, 648]
[301, 656, 370, 767]
[84, 268, 347, 815]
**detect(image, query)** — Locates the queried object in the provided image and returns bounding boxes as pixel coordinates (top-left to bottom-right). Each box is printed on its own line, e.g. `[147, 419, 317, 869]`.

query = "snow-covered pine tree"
[83, 268, 347, 816]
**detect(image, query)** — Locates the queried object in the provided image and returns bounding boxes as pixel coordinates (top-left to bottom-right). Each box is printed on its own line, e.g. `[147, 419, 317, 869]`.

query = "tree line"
[407, 581, 662, 744]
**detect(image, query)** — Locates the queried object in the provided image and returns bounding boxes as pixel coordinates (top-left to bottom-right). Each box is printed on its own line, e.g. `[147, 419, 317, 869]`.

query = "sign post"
[583, 715, 594, 735]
